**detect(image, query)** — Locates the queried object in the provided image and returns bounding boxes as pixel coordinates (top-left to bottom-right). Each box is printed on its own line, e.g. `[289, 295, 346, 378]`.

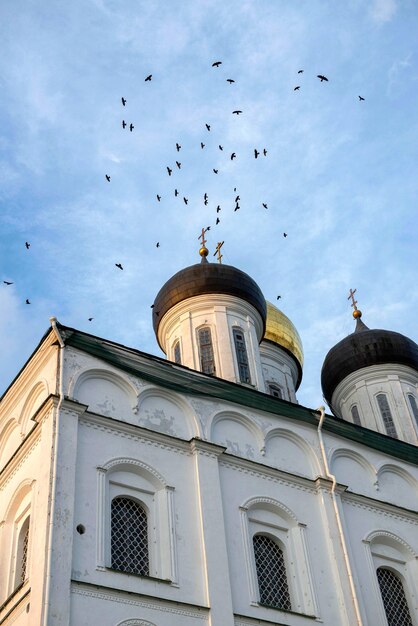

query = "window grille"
[198, 327, 215, 375]
[173, 340, 181, 365]
[253, 534, 291, 610]
[351, 405, 361, 426]
[269, 384, 283, 399]
[376, 394, 397, 438]
[376, 567, 413, 626]
[111, 497, 149, 576]
[407, 394, 418, 427]
[20, 522, 30, 584]
[233, 328, 251, 383]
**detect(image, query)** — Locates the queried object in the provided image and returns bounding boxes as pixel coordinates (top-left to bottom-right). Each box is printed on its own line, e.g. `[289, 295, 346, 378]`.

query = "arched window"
[111, 497, 149, 576]
[376, 394, 397, 438]
[233, 328, 251, 384]
[376, 567, 413, 626]
[407, 394, 418, 427]
[198, 327, 215, 375]
[253, 534, 291, 610]
[16, 517, 30, 587]
[268, 384, 283, 399]
[173, 340, 181, 365]
[351, 404, 361, 426]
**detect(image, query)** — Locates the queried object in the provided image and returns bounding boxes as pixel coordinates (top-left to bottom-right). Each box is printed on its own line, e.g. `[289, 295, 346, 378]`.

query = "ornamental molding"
[99, 457, 168, 487]
[79, 414, 191, 456]
[0, 429, 42, 491]
[117, 621, 156, 626]
[190, 438, 226, 458]
[219, 456, 316, 493]
[240, 495, 299, 523]
[363, 529, 417, 557]
[343, 493, 418, 525]
[71, 584, 209, 620]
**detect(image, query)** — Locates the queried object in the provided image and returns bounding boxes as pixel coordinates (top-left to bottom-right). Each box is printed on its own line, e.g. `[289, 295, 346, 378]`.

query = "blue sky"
[1, 0, 417, 408]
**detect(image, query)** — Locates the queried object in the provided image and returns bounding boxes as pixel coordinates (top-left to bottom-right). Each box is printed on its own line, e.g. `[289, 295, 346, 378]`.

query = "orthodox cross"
[348, 288, 358, 312]
[213, 241, 224, 264]
[198, 227, 209, 247]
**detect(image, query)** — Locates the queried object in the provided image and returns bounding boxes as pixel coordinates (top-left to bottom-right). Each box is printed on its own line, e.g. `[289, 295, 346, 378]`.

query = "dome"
[263, 302, 304, 387]
[153, 258, 267, 349]
[321, 315, 418, 407]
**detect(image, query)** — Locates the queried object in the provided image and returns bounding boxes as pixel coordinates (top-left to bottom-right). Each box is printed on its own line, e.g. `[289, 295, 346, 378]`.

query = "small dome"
[263, 302, 304, 389]
[153, 259, 267, 349]
[321, 316, 418, 407]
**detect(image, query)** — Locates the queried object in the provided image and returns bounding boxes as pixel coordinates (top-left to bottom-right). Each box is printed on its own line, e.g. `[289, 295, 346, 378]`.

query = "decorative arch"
[2, 479, 34, 523]
[264, 428, 320, 478]
[101, 457, 167, 489]
[72, 368, 138, 419]
[376, 463, 418, 489]
[330, 448, 377, 482]
[209, 410, 264, 458]
[241, 495, 299, 524]
[137, 386, 200, 439]
[116, 620, 156, 626]
[19, 380, 49, 435]
[0, 418, 21, 470]
[365, 530, 417, 559]
[376, 464, 418, 510]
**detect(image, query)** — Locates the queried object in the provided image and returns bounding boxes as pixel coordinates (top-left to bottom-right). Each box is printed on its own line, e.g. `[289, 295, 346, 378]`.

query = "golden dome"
[263, 301, 304, 370]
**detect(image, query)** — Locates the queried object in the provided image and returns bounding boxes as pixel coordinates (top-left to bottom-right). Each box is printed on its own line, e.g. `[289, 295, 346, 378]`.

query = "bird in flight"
[204, 192, 208, 201]
[234, 204, 240, 212]
[254, 149, 260, 159]
[206, 123, 211, 131]
[156, 242, 160, 248]
[216, 205, 221, 213]
[283, 233, 288, 237]
[232, 110, 242, 115]
[25, 299, 30, 304]
[358, 95, 365, 101]
[105, 175, 111, 182]
[176, 143, 181, 151]
[121, 97, 126, 106]
[183, 197, 188, 205]
[157, 195, 161, 202]
[294, 86, 300, 91]
[213, 169, 218, 174]
[25, 242, 30, 249]
[212, 61, 222, 67]
[129, 123, 134, 132]
[145, 74, 152, 81]
[122, 120, 127, 128]
[3, 280, 13, 285]
[277, 295, 282, 300]
[216, 217, 220, 225]
[262, 203, 268, 209]
[298, 70, 304, 74]
[174, 189, 179, 197]
[230, 152, 236, 160]
[317, 74, 328, 82]
[235, 195, 240, 202]
[176, 161, 181, 169]
[115, 263, 123, 270]
[201, 142, 205, 149]
[88, 317, 94, 321]
[167, 166, 172, 176]
[263, 148, 267, 156]
[226, 78, 235, 84]
[219, 145, 223, 151]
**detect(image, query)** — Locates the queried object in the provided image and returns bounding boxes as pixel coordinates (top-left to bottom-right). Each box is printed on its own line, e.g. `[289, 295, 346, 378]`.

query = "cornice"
[190, 438, 226, 458]
[70, 581, 209, 620]
[342, 491, 418, 525]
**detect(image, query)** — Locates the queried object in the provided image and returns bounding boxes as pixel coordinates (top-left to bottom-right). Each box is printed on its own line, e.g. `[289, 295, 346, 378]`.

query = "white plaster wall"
[259, 341, 299, 402]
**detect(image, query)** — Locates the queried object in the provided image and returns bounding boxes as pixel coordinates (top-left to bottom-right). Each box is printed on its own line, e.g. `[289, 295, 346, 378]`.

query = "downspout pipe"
[316, 406, 364, 626]
[42, 317, 65, 625]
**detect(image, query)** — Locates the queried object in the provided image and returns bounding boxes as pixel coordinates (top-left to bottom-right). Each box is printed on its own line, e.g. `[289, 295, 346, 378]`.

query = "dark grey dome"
[321, 316, 418, 407]
[153, 259, 266, 349]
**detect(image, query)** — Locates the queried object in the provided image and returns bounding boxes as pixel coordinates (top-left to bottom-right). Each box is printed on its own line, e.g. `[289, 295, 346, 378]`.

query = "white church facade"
[1, 246, 418, 626]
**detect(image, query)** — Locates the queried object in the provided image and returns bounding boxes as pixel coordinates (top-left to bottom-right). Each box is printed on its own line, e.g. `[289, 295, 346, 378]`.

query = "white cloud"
[370, 0, 397, 24]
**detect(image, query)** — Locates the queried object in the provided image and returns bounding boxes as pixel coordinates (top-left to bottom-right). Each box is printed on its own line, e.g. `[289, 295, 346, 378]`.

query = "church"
[1, 240, 417, 626]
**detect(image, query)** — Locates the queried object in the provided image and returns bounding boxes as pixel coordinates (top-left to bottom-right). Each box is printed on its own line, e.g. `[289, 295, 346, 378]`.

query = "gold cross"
[213, 241, 224, 264]
[348, 288, 358, 311]
[198, 227, 208, 247]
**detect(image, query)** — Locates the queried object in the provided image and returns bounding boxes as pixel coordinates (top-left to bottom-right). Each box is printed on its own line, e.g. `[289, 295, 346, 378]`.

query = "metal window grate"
[20, 524, 29, 584]
[233, 328, 251, 384]
[351, 405, 361, 426]
[198, 327, 215, 375]
[111, 497, 149, 576]
[376, 394, 397, 438]
[253, 534, 291, 610]
[376, 567, 413, 626]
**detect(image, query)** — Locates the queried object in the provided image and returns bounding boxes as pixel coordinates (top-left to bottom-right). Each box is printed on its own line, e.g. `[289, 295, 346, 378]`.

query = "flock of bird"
[3, 60, 365, 316]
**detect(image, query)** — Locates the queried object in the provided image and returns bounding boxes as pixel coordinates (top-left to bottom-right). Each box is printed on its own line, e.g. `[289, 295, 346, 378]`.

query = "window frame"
[351, 404, 361, 426]
[268, 383, 283, 399]
[173, 339, 181, 365]
[197, 326, 216, 376]
[375, 393, 398, 438]
[232, 326, 251, 384]
[376, 566, 414, 626]
[252, 532, 292, 610]
[110, 495, 150, 576]
[407, 394, 418, 429]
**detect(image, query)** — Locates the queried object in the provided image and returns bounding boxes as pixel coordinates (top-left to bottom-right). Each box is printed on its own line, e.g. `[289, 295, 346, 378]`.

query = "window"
[407, 394, 418, 427]
[376, 394, 397, 438]
[376, 567, 413, 626]
[253, 534, 291, 610]
[351, 404, 361, 426]
[18, 518, 30, 585]
[173, 340, 181, 364]
[233, 328, 251, 384]
[111, 497, 149, 576]
[198, 327, 215, 375]
[268, 384, 283, 399]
